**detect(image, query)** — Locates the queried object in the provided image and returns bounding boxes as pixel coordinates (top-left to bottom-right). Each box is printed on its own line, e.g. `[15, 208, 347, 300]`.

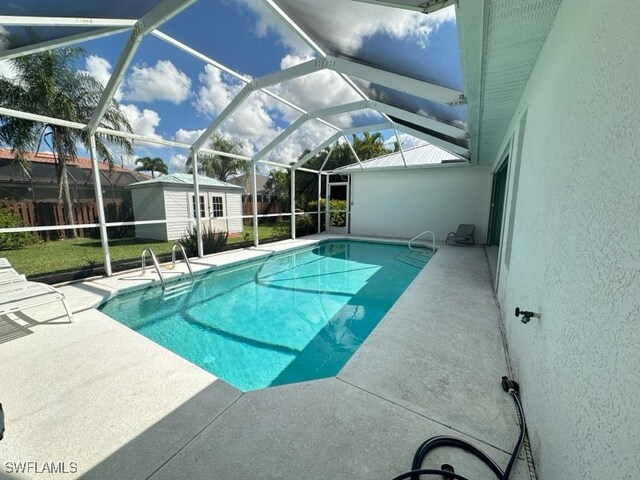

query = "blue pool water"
[99, 241, 431, 391]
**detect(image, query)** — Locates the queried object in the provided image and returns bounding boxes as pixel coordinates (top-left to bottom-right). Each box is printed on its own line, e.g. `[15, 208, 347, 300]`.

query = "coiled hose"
[391, 377, 526, 480]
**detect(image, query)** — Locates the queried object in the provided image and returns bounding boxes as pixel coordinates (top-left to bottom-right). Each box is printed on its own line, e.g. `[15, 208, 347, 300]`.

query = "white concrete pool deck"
[0, 235, 531, 480]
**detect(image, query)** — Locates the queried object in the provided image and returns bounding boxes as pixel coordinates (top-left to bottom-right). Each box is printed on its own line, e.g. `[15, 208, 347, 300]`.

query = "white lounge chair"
[0, 268, 26, 285]
[0, 281, 73, 323]
[0, 258, 12, 269]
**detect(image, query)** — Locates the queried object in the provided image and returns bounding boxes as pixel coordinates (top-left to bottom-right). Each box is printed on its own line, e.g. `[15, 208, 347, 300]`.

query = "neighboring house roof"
[129, 172, 242, 190]
[227, 173, 269, 194]
[333, 144, 467, 173]
[0, 147, 138, 174]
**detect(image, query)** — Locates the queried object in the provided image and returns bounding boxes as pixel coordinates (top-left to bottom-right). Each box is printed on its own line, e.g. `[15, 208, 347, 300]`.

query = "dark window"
[192, 195, 206, 217]
[211, 196, 223, 218]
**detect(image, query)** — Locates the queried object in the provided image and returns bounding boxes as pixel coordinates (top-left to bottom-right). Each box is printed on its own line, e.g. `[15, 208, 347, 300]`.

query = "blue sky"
[2, 1, 463, 173]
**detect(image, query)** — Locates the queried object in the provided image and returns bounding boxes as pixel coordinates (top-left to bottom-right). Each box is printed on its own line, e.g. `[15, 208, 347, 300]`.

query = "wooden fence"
[241, 201, 286, 225]
[3, 201, 126, 240]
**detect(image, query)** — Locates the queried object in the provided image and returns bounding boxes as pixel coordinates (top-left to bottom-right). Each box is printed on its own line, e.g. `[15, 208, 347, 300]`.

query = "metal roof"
[334, 143, 465, 173]
[129, 173, 242, 190]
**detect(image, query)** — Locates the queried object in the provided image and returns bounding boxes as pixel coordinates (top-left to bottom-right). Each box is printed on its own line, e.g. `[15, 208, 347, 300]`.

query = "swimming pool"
[99, 240, 431, 391]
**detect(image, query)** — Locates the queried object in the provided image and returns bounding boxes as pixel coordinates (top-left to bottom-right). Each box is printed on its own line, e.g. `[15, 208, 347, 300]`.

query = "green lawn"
[1, 221, 291, 277]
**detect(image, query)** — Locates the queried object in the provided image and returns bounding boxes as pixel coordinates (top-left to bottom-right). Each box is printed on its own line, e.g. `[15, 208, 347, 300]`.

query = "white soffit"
[459, 0, 561, 165]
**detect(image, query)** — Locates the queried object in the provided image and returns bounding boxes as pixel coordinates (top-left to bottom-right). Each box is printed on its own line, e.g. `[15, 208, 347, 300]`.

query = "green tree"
[186, 132, 249, 182]
[264, 168, 290, 206]
[135, 156, 168, 178]
[351, 131, 389, 160]
[0, 48, 133, 237]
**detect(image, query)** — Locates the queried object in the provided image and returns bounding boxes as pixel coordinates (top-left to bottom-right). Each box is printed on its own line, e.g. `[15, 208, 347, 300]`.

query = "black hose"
[393, 386, 526, 480]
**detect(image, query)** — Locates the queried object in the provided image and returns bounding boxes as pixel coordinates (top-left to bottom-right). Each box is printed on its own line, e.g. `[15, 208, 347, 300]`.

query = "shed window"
[211, 196, 224, 217]
[192, 194, 206, 218]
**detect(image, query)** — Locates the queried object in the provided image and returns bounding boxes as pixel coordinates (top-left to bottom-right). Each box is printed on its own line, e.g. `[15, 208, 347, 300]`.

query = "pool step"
[394, 250, 431, 268]
[163, 281, 194, 300]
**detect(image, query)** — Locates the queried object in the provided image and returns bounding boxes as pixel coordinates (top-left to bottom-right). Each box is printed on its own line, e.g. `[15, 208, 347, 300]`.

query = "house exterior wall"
[492, 0, 640, 477]
[131, 187, 167, 240]
[349, 166, 492, 243]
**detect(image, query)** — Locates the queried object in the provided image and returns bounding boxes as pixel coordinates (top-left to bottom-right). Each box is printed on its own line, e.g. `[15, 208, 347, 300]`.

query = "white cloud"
[267, 120, 335, 165]
[192, 56, 365, 164]
[239, 0, 455, 55]
[124, 60, 191, 104]
[385, 132, 427, 150]
[194, 65, 243, 117]
[234, 0, 313, 56]
[84, 55, 122, 101]
[120, 104, 162, 141]
[169, 153, 188, 172]
[175, 128, 205, 145]
[193, 67, 283, 156]
[272, 54, 362, 127]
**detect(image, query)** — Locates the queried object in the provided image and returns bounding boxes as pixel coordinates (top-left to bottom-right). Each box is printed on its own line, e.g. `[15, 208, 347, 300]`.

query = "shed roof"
[334, 143, 466, 173]
[129, 173, 242, 190]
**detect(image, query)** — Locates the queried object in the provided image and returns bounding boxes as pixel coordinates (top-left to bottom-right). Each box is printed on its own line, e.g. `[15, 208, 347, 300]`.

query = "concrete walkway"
[0, 238, 530, 480]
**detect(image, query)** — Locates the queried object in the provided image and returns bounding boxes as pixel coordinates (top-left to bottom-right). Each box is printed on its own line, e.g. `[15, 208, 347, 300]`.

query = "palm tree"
[0, 48, 133, 237]
[351, 131, 389, 160]
[187, 132, 249, 182]
[135, 156, 168, 178]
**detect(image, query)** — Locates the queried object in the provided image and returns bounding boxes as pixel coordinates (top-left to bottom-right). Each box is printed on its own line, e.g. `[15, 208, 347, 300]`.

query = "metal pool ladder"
[140, 243, 194, 290]
[408, 230, 436, 254]
[171, 242, 194, 279]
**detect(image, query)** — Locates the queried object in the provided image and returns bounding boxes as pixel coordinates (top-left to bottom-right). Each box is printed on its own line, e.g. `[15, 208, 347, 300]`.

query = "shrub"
[295, 212, 316, 236]
[272, 213, 318, 239]
[307, 199, 346, 230]
[180, 226, 228, 256]
[0, 203, 41, 250]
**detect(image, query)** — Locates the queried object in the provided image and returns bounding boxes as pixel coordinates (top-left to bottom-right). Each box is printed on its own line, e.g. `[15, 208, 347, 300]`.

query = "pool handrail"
[141, 248, 165, 289]
[408, 230, 436, 254]
[171, 242, 194, 281]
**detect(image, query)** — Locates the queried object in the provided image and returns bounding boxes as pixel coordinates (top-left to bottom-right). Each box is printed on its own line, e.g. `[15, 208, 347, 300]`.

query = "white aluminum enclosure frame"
[0, 1, 471, 277]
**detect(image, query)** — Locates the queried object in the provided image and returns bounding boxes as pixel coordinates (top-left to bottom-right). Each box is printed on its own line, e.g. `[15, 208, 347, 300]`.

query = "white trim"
[0, 16, 137, 27]
[0, 27, 129, 60]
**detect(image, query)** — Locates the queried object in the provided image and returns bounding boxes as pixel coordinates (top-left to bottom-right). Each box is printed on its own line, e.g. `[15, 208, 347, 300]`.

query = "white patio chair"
[0, 268, 26, 285]
[0, 258, 12, 269]
[0, 281, 73, 323]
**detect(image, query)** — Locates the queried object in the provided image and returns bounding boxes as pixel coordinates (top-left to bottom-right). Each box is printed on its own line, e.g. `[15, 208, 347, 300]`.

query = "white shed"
[128, 173, 243, 241]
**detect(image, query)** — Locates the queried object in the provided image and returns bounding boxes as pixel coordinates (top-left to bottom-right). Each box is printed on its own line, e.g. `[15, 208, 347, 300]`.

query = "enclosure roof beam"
[253, 101, 368, 163]
[151, 30, 342, 135]
[259, 0, 327, 57]
[327, 56, 465, 105]
[87, 0, 196, 134]
[293, 122, 392, 170]
[343, 135, 365, 170]
[190, 57, 328, 152]
[396, 124, 470, 159]
[0, 106, 251, 163]
[253, 99, 466, 165]
[0, 16, 137, 27]
[347, 0, 454, 14]
[370, 100, 467, 138]
[0, 27, 130, 61]
[259, 0, 370, 104]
